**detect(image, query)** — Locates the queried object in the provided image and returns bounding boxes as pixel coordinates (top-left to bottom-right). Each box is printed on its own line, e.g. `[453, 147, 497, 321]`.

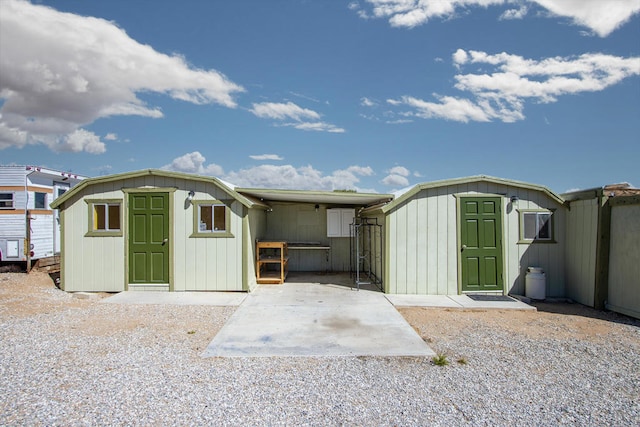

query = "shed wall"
[246, 207, 267, 291]
[384, 182, 566, 296]
[564, 198, 599, 306]
[606, 202, 640, 319]
[263, 202, 351, 272]
[60, 175, 245, 292]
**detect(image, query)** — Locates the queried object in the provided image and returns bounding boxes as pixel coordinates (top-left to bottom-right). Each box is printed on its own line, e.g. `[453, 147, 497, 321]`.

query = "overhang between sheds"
[235, 187, 394, 206]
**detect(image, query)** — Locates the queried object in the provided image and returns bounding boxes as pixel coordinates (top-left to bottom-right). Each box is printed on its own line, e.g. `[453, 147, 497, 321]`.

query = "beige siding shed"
[364, 176, 567, 296]
[51, 170, 265, 292]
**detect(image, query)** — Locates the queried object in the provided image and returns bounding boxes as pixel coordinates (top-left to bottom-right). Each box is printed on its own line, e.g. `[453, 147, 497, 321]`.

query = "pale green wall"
[60, 175, 245, 292]
[607, 202, 640, 319]
[246, 207, 267, 290]
[262, 202, 352, 272]
[564, 198, 599, 306]
[383, 182, 567, 296]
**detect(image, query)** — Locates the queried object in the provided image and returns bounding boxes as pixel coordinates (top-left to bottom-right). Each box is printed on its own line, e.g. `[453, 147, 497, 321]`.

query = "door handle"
[162, 238, 168, 245]
[461, 244, 467, 251]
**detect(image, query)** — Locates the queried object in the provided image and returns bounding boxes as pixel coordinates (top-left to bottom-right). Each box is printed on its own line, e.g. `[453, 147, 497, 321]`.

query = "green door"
[460, 197, 503, 292]
[129, 193, 169, 284]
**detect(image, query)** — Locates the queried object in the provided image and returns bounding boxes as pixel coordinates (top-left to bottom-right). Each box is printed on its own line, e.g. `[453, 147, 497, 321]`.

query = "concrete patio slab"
[102, 291, 246, 306]
[202, 282, 435, 358]
[386, 295, 463, 308]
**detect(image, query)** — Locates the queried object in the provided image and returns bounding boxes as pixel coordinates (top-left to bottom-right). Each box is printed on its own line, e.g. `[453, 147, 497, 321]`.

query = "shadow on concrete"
[285, 271, 382, 292]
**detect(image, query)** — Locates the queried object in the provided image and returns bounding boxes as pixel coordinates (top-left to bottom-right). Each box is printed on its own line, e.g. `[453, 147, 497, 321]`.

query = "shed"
[563, 184, 640, 318]
[361, 175, 568, 297]
[51, 169, 393, 292]
[50, 169, 267, 292]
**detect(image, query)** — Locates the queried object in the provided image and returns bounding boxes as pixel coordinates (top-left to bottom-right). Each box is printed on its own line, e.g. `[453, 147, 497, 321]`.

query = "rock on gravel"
[1, 271, 639, 426]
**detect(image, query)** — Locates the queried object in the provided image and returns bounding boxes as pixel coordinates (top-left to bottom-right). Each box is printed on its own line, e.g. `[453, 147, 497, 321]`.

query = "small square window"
[521, 211, 553, 241]
[192, 200, 233, 238]
[198, 204, 226, 232]
[0, 193, 14, 209]
[93, 203, 121, 231]
[35, 192, 47, 209]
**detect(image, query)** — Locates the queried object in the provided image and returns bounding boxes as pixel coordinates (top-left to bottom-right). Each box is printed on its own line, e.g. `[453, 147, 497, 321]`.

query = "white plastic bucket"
[525, 267, 546, 300]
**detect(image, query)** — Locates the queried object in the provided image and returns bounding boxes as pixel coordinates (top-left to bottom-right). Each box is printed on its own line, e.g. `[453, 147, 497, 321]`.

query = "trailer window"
[0, 192, 14, 209]
[35, 192, 47, 209]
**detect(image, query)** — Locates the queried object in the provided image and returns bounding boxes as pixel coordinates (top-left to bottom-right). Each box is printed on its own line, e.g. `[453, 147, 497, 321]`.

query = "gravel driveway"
[1, 271, 639, 426]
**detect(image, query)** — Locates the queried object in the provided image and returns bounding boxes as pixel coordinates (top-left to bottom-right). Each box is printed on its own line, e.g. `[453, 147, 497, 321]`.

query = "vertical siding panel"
[395, 203, 408, 294]
[387, 209, 397, 293]
[607, 203, 640, 317]
[405, 199, 418, 293]
[415, 194, 428, 294]
[426, 190, 438, 294]
[436, 186, 448, 295]
[503, 187, 522, 295]
[446, 186, 458, 294]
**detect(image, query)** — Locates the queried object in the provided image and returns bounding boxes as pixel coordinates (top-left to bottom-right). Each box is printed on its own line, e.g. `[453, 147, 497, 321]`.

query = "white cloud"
[500, 5, 528, 20]
[381, 174, 410, 187]
[356, 0, 640, 37]
[250, 101, 344, 133]
[386, 119, 413, 124]
[535, 0, 640, 37]
[389, 51, 640, 123]
[282, 122, 346, 133]
[250, 102, 321, 121]
[250, 154, 284, 161]
[224, 164, 372, 191]
[0, 0, 244, 153]
[361, 97, 377, 107]
[453, 49, 469, 67]
[161, 151, 224, 176]
[52, 129, 106, 154]
[347, 165, 375, 176]
[388, 166, 410, 177]
[164, 153, 375, 191]
[104, 133, 118, 141]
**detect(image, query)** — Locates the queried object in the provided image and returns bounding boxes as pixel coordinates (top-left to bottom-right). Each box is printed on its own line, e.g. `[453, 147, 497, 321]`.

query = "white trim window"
[521, 211, 553, 241]
[93, 203, 121, 232]
[198, 203, 227, 232]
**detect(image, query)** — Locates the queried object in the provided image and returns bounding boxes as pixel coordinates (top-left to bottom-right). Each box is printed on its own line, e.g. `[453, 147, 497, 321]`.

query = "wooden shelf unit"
[256, 241, 289, 284]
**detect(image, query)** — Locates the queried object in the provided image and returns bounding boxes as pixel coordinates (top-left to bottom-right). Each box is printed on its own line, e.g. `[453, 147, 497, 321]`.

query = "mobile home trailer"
[0, 165, 86, 263]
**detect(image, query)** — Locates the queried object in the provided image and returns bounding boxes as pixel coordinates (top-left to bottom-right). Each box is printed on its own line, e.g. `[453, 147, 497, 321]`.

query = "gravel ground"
[1, 271, 639, 426]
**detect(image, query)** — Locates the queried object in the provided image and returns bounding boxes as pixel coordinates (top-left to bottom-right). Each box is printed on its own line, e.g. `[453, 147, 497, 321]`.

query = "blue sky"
[1, 0, 639, 193]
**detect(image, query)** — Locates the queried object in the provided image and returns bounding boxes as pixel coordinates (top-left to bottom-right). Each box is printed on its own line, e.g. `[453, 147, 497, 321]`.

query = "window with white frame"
[0, 192, 14, 209]
[520, 210, 553, 241]
[192, 200, 232, 237]
[199, 204, 226, 232]
[88, 201, 121, 234]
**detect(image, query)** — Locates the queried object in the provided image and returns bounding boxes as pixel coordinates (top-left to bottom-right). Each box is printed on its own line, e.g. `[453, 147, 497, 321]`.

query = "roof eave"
[50, 169, 257, 210]
[380, 175, 565, 213]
